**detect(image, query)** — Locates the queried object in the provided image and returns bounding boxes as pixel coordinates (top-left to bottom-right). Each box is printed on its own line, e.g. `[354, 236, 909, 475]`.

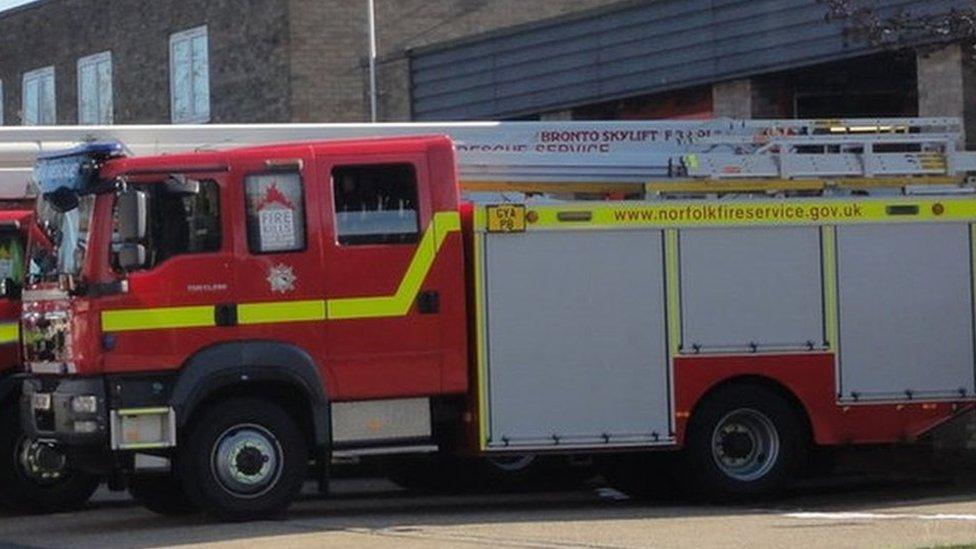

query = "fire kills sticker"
[256, 184, 298, 252]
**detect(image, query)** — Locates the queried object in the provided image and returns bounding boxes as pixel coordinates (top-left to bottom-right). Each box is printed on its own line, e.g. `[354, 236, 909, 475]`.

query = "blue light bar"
[35, 141, 124, 161]
[33, 141, 124, 195]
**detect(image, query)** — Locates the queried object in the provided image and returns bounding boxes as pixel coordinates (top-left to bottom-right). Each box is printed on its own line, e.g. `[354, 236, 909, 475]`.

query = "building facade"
[0, 0, 618, 125]
[0, 0, 974, 146]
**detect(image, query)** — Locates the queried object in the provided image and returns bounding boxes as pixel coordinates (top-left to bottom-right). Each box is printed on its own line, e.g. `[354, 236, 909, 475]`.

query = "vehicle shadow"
[2, 446, 976, 548]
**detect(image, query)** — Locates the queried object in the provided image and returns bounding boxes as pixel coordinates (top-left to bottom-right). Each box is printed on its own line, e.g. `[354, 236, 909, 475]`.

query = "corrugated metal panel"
[410, 0, 968, 120]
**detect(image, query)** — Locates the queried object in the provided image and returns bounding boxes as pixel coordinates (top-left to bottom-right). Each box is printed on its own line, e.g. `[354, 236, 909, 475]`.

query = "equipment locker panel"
[837, 223, 975, 401]
[482, 229, 671, 449]
[679, 227, 824, 353]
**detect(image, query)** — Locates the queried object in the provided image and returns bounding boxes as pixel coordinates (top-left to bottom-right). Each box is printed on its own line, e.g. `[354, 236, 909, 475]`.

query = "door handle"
[214, 303, 238, 327]
[417, 291, 439, 314]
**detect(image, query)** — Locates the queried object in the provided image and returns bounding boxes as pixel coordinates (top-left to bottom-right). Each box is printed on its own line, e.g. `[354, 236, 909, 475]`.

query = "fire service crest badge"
[266, 263, 297, 293]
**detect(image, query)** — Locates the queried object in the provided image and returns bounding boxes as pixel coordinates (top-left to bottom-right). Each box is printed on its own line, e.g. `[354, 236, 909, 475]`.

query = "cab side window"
[0, 232, 24, 284]
[244, 171, 307, 253]
[152, 179, 222, 263]
[332, 164, 419, 246]
[111, 178, 222, 270]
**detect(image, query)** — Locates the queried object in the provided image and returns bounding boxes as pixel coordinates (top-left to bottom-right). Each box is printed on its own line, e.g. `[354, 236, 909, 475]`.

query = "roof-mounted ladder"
[647, 131, 976, 197]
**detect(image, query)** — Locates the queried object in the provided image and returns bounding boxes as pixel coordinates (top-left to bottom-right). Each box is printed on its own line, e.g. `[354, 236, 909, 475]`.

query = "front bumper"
[21, 376, 108, 446]
[23, 373, 178, 457]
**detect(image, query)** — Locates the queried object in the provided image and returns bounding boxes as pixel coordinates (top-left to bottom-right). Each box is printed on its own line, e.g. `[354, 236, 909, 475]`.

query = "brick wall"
[0, 0, 291, 125]
[0, 0, 623, 124]
[917, 44, 976, 148]
[289, 0, 624, 122]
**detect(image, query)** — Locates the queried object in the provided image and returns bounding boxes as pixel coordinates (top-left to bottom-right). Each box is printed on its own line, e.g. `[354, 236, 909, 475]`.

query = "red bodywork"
[0, 297, 18, 373]
[40, 135, 969, 451]
[76, 137, 469, 402]
[673, 354, 970, 446]
[0, 209, 31, 375]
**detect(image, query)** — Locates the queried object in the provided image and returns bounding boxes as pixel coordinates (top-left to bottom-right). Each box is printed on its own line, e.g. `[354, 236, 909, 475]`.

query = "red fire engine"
[18, 120, 976, 520]
[0, 206, 99, 512]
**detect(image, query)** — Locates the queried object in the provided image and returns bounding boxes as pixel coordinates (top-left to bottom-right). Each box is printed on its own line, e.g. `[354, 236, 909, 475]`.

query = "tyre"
[178, 398, 308, 521]
[684, 383, 807, 499]
[0, 402, 100, 513]
[128, 469, 199, 516]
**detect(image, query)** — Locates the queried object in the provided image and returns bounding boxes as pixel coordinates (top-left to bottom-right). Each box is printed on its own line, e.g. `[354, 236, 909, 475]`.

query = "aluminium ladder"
[0, 118, 972, 199]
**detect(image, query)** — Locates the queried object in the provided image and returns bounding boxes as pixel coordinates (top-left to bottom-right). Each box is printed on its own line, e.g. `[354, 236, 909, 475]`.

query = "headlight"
[31, 393, 52, 411]
[70, 395, 98, 414]
[73, 420, 98, 433]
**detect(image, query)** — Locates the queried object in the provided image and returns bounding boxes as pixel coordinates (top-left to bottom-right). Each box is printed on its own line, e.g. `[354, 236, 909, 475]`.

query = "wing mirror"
[116, 243, 147, 271]
[115, 188, 149, 270]
[117, 188, 148, 242]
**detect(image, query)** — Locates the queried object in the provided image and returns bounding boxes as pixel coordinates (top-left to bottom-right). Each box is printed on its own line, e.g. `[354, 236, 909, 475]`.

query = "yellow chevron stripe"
[238, 300, 326, 325]
[102, 305, 216, 332]
[326, 211, 461, 320]
[101, 212, 463, 331]
[0, 322, 19, 345]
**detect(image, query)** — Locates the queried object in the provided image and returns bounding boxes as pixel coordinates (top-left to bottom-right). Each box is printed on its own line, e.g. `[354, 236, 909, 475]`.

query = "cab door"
[232, 148, 329, 384]
[99, 174, 234, 373]
[317, 151, 442, 399]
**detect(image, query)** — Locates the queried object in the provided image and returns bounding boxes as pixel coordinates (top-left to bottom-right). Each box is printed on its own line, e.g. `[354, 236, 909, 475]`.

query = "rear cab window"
[332, 164, 419, 246]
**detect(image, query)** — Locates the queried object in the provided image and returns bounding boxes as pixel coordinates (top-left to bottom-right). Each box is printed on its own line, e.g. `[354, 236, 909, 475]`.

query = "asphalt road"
[3, 463, 976, 548]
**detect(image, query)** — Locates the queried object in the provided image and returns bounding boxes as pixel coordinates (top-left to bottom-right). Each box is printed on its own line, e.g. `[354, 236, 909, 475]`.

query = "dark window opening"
[113, 178, 221, 270]
[790, 52, 918, 119]
[332, 164, 420, 246]
[0, 231, 25, 284]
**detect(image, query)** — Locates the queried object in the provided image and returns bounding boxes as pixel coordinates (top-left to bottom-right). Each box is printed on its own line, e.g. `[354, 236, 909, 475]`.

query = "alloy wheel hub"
[212, 424, 282, 498]
[17, 438, 66, 484]
[710, 409, 780, 482]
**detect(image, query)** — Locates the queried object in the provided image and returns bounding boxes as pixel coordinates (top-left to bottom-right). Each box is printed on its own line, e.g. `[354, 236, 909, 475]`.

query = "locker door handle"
[417, 291, 439, 314]
[214, 303, 238, 327]
[886, 205, 919, 216]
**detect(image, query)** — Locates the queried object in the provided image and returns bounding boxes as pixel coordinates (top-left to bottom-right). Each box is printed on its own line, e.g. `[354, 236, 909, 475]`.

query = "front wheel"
[178, 398, 308, 521]
[684, 383, 807, 499]
[0, 402, 100, 513]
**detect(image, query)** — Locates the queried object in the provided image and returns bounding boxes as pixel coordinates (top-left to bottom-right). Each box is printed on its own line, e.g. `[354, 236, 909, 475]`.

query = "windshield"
[29, 194, 96, 282]
[0, 231, 25, 286]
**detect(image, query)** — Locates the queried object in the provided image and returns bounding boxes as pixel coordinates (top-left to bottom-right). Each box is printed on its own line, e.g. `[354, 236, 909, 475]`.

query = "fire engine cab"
[19, 120, 976, 520]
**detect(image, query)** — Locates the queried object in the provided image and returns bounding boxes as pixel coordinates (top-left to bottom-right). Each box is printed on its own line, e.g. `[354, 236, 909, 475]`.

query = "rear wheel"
[0, 402, 100, 513]
[178, 398, 308, 521]
[128, 469, 198, 516]
[684, 383, 807, 499]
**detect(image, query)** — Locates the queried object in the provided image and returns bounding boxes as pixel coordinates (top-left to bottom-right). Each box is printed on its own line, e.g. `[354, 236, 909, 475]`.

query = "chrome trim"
[331, 445, 438, 458]
[27, 361, 74, 374]
[331, 397, 431, 444]
[109, 407, 177, 450]
[22, 288, 70, 301]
